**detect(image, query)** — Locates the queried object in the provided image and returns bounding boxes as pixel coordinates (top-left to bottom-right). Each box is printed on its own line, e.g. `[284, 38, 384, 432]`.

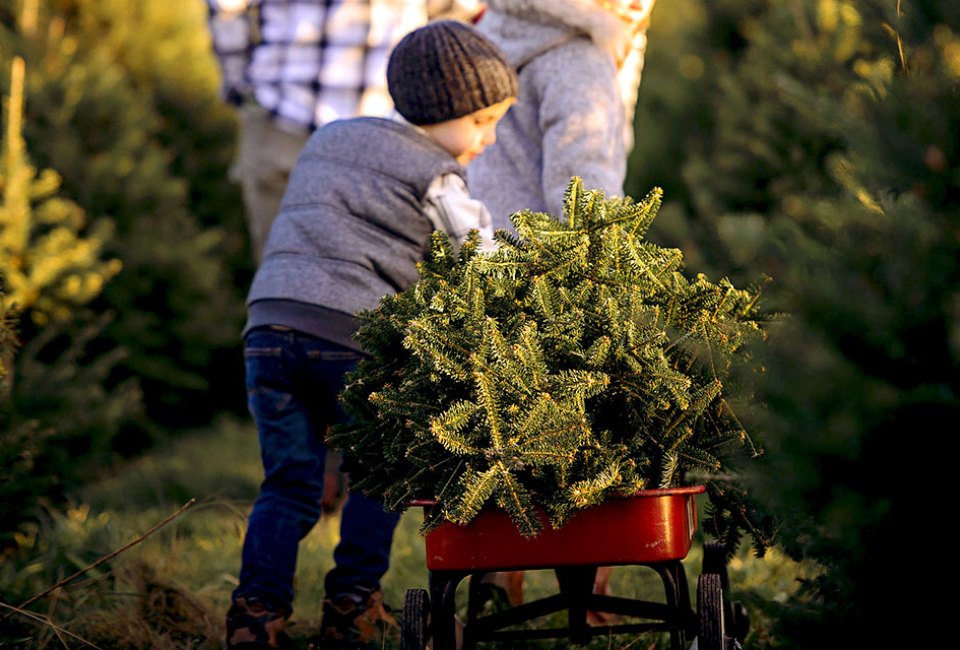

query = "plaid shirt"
[207, 0, 430, 133]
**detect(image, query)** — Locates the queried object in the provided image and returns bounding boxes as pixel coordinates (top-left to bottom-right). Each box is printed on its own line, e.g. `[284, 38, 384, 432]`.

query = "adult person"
[205, 0, 483, 263]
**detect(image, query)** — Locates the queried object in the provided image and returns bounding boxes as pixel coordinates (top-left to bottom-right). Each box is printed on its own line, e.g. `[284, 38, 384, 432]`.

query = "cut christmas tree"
[331, 178, 767, 538]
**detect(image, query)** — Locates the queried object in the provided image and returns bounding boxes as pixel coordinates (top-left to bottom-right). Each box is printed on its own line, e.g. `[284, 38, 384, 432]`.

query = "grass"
[0, 416, 810, 649]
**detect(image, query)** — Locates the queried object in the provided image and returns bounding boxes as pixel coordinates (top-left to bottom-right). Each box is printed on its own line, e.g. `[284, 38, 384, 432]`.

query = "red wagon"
[401, 486, 748, 650]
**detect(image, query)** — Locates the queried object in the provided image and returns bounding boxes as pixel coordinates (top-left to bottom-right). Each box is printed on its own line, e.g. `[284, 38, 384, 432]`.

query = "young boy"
[226, 20, 517, 650]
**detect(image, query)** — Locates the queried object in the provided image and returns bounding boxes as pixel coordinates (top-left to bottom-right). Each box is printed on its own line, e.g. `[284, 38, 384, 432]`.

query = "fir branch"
[658, 451, 679, 488]
[482, 317, 512, 367]
[515, 448, 578, 466]
[430, 400, 481, 454]
[514, 322, 549, 380]
[677, 447, 722, 473]
[473, 368, 504, 451]
[689, 379, 724, 417]
[562, 178, 586, 229]
[627, 187, 664, 238]
[530, 275, 558, 320]
[568, 460, 622, 508]
[547, 369, 610, 406]
[584, 335, 612, 368]
[450, 465, 501, 524]
[404, 318, 471, 381]
[495, 463, 541, 537]
[719, 398, 763, 458]
[434, 460, 466, 504]
[517, 418, 586, 465]
[517, 392, 558, 436]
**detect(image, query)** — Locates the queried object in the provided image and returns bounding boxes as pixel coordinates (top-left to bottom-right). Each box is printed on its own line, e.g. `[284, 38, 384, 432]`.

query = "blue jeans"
[234, 327, 401, 614]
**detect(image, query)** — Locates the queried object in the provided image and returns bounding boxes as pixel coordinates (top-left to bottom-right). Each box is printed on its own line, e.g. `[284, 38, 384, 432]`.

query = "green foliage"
[0, 50, 140, 541]
[638, 0, 960, 645]
[333, 180, 768, 540]
[0, 0, 247, 425]
[0, 291, 13, 390]
[0, 421, 288, 648]
[0, 55, 120, 323]
[626, 0, 769, 273]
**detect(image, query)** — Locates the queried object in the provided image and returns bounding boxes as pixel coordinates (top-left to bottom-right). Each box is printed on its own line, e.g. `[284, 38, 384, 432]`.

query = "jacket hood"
[480, 0, 632, 67]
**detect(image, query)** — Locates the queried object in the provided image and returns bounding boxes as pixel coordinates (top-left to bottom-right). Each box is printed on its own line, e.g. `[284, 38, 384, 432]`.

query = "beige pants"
[231, 104, 310, 264]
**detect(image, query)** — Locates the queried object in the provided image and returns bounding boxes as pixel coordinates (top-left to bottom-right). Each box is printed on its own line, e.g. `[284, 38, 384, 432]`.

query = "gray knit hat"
[387, 20, 518, 126]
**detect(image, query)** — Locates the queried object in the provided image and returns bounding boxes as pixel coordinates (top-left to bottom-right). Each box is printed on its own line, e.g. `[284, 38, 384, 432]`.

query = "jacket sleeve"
[534, 40, 626, 218]
[206, 0, 255, 104]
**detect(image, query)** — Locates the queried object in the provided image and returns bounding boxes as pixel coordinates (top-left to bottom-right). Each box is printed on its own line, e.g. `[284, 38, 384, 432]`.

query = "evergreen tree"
[334, 180, 769, 542]
[0, 55, 120, 323]
[0, 52, 139, 538]
[0, 0, 247, 426]
[656, 0, 960, 645]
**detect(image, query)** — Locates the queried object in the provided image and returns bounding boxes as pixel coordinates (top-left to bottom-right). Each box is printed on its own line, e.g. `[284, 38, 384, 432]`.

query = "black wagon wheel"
[702, 542, 749, 643]
[402, 588, 431, 650]
[697, 573, 725, 650]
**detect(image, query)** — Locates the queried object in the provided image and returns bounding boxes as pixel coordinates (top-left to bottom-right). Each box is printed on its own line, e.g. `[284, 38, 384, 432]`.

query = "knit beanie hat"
[387, 20, 518, 126]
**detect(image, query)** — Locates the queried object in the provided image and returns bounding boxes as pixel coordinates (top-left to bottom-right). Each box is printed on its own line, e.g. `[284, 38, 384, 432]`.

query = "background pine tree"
[1, 0, 248, 433]
[627, 0, 959, 644]
[0, 0, 247, 539]
[0, 56, 120, 323]
[0, 52, 140, 539]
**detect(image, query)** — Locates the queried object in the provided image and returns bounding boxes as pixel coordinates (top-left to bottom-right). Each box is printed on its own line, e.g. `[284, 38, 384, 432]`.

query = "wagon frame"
[400, 486, 749, 649]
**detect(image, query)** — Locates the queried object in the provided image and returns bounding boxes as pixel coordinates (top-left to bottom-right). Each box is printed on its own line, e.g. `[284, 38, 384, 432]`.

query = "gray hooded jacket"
[469, 0, 640, 228]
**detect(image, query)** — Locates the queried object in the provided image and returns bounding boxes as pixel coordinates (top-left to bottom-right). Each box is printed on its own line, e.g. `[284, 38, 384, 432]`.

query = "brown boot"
[312, 589, 398, 649]
[225, 596, 292, 649]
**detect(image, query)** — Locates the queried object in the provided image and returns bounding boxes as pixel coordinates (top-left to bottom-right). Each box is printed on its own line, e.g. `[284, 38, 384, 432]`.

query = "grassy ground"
[1, 417, 811, 649]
